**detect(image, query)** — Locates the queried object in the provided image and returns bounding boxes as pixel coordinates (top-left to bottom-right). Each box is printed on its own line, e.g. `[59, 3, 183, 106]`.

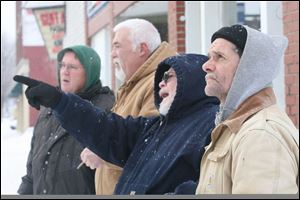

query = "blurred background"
[1, 1, 299, 194]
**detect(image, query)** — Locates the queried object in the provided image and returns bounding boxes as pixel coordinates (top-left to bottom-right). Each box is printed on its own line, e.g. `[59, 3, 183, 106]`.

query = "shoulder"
[90, 87, 115, 109]
[233, 105, 298, 151]
[239, 105, 296, 134]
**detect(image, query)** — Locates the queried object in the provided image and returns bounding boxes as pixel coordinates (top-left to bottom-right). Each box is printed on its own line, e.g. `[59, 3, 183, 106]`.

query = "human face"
[111, 28, 144, 81]
[59, 52, 86, 93]
[158, 68, 177, 116]
[202, 38, 240, 104]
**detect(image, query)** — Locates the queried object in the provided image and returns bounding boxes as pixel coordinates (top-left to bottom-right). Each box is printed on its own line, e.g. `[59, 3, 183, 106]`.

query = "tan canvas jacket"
[95, 42, 177, 194]
[196, 88, 299, 194]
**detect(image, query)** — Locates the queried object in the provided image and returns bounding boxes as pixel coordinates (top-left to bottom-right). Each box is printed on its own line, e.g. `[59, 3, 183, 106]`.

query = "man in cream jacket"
[196, 24, 299, 194]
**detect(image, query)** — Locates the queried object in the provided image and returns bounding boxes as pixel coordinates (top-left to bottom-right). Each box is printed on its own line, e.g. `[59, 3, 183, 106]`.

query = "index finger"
[13, 75, 40, 87]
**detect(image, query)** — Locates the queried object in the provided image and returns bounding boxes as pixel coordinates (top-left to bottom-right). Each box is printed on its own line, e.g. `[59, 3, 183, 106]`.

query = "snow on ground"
[1, 116, 33, 195]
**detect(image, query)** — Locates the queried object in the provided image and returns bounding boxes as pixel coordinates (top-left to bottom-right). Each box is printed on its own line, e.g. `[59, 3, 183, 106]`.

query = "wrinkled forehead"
[113, 27, 131, 41]
[211, 38, 237, 50]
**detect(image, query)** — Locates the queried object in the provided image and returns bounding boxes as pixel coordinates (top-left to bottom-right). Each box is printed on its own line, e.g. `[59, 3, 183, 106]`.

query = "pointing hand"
[13, 75, 62, 110]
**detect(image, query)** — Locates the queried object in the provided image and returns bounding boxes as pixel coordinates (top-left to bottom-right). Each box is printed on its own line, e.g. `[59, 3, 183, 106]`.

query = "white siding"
[63, 2, 86, 47]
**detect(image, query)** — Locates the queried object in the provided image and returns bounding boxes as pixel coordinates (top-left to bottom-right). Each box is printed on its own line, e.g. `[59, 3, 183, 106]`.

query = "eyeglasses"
[58, 62, 81, 71]
[162, 71, 175, 83]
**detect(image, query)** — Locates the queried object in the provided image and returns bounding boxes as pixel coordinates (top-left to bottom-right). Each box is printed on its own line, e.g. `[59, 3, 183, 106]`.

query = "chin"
[62, 87, 73, 93]
[205, 88, 214, 97]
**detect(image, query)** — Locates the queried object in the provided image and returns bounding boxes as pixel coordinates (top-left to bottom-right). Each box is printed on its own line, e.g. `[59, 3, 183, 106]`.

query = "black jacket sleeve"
[173, 180, 198, 194]
[53, 93, 146, 167]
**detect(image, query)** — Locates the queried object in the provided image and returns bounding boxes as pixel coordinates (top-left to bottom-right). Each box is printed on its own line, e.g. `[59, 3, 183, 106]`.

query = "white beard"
[115, 66, 126, 82]
[159, 94, 175, 116]
[113, 58, 126, 82]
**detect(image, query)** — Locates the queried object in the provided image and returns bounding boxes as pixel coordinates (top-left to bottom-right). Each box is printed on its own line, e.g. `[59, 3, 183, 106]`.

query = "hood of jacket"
[218, 26, 288, 123]
[57, 45, 101, 92]
[154, 54, 220, 120]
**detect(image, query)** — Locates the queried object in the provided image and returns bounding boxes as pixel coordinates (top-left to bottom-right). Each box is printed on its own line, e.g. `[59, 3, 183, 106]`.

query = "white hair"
[113, 18, 162, 53]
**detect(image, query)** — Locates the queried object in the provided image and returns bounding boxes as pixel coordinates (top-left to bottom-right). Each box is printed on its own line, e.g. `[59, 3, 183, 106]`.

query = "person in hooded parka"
[14, 54, 219, 194]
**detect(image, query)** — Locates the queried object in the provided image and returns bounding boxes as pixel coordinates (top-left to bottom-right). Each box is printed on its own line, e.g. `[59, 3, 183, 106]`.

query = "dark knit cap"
[211, 24, 247, 54]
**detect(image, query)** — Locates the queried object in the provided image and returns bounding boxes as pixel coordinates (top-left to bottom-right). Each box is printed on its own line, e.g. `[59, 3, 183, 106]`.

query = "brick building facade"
[283, 1, 299, 128]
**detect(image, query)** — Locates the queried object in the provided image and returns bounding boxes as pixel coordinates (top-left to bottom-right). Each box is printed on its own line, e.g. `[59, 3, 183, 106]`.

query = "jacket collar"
[221, 87, 276, 134]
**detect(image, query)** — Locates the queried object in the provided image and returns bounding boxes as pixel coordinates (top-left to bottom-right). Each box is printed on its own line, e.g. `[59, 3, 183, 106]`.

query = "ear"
[138, 42, 150, 57]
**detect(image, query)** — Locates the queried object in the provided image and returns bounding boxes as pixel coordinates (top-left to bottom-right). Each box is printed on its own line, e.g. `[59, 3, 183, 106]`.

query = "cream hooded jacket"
[196, 26, 299, 194]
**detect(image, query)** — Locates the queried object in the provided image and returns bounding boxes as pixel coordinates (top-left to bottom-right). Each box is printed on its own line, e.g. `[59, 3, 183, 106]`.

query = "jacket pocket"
[207, 131, 235, 162]
[207, 147, 229, 162]
[202, 134, 235, 194]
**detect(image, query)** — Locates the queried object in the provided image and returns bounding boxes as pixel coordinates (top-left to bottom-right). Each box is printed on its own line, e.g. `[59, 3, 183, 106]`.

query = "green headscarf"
[57, 45, 101, 91]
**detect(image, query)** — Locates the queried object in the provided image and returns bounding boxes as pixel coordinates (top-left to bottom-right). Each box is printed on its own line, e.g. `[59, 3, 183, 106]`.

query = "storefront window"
[237, 1, 260, 30]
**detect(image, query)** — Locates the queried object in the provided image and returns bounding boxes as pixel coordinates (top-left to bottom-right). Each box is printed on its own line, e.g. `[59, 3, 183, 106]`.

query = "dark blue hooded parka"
[53, 54, 219, 194]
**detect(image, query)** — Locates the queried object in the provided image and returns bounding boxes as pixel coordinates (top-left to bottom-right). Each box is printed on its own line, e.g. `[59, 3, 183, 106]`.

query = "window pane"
[237, 1, 261, 30]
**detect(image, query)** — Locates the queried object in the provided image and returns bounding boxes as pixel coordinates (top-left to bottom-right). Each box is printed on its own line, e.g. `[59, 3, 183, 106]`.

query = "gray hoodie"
[216, 25, 288, 124]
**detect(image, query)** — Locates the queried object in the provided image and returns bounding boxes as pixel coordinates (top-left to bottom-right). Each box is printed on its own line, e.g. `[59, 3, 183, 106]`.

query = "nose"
[60, 66, 70, 75]
[159, 79, 166, 88]
[202, 59, 215, 73]
[111, 48, 117, 59]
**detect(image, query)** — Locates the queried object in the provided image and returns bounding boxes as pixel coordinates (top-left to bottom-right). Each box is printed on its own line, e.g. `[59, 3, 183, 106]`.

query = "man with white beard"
[82, 18, 177, 194]
[14, 54, 219, 194]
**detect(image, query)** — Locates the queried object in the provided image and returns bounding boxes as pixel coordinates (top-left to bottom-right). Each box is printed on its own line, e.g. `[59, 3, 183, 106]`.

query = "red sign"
[33, 6, 65, 60]
[40, 11, 65, 26]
